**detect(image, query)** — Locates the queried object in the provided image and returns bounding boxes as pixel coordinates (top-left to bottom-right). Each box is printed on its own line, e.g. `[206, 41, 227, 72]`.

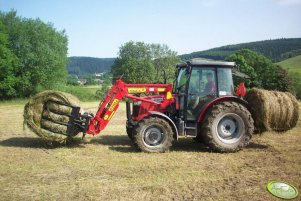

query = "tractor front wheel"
[133, 117, 173, 153]
[201, 101, 254, 152]
[126, 121, 134, 140]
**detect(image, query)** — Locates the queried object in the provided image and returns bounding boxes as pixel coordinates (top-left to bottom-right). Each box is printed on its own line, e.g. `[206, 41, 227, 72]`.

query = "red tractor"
[44, 60, 254, 152]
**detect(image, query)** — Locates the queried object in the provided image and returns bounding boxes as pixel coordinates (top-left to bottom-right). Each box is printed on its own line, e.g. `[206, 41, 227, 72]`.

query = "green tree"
[227, 49, 293, 92]
[226, 52, 257, 88]
[95, 73, 112, 99]
[0, 11, 68, 98]
[150, 44, 180, 83]
[0, 20, 20, 98]
[273, 65, 294, 93]
[112, 41, 155, 83]
[111, 41, 179, 84]
[83, 74, 97, 85]
[67, 74, 79, 86]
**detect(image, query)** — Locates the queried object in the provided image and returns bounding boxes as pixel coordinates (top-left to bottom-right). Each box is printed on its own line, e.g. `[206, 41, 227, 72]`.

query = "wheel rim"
[143, 126, 164, 147]
[216, 113, 245, 144]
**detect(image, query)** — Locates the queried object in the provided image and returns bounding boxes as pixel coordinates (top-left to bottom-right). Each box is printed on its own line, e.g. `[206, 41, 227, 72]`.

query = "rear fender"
[197, 96, 248, 123]
[149, 111, 179, 140]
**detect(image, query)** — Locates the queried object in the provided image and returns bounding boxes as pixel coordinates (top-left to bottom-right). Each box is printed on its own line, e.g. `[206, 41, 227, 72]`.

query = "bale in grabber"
[24, 90, 83, 143]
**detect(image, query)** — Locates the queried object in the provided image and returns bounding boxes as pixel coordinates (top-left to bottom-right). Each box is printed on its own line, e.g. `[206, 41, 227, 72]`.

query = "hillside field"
[0, 102, 300, 200]
[277, 54, 301, 75]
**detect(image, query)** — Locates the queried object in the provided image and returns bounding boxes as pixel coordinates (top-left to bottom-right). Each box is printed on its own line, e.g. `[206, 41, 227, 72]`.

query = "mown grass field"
[0, 101, 300, 201]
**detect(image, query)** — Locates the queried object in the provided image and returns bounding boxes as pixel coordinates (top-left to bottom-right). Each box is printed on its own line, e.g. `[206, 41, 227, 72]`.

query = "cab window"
[217, 68, 234, 96]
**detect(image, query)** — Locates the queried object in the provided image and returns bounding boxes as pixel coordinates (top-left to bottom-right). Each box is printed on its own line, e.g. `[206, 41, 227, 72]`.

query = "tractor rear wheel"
[201, 101, 254, 152]
[133, 117, 173, 153]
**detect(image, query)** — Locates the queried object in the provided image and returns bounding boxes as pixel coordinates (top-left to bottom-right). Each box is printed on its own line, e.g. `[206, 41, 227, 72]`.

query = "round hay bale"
[285, 92, 299, 128]
[23, 90, 82, 143]
[245, 88, 299, 132]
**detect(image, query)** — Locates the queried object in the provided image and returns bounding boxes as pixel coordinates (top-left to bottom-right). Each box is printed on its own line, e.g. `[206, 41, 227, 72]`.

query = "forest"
[180, 38, 301, 62]
[67, 57, 114, 76]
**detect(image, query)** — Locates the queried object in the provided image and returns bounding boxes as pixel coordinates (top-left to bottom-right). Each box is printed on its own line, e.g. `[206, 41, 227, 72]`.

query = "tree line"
[67, 57, 114, 76]
[180, 38, 301, 63]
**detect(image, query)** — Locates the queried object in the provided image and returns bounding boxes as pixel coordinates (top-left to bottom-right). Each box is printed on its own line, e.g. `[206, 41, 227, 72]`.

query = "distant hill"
[67, 57, 115, 76]
[67, 38, 301, 76]
[277, 54, 301, 75]
[180, 38, 301, 62]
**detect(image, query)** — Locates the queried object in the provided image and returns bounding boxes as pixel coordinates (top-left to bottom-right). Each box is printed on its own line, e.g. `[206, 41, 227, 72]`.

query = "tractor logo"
[267, 181, 298, 199]
[128, 88, 146, 93]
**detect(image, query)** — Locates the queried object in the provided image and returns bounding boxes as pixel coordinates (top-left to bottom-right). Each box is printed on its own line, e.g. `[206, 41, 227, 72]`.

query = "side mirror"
[236, 82, 246, 97]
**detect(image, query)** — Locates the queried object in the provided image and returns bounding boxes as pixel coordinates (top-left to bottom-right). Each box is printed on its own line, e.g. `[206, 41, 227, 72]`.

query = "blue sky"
[1, 0, 301, 58]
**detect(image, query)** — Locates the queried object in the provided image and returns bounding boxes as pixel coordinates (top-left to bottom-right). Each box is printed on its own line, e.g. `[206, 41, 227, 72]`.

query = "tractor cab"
[175, 60, 236, 135]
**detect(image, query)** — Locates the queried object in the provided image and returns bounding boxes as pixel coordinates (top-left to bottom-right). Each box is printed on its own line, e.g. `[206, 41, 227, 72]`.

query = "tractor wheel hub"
[216, 113, 245, 144]
[144, 127, 163, 146]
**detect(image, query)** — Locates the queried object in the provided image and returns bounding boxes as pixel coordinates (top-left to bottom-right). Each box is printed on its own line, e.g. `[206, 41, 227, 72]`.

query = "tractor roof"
[177, 60, 235, 68]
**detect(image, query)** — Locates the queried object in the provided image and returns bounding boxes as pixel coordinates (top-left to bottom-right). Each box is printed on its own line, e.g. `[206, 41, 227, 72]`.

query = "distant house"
[95, 72, 106, 78]
[77, 79, 87, 85]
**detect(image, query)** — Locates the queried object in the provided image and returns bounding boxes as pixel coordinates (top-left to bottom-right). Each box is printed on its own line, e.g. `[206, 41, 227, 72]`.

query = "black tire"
[133, 117, 174, 153]
[126, 125, 134, 140]
[201, 101, 254, 152]
[126, 120, 135, 141]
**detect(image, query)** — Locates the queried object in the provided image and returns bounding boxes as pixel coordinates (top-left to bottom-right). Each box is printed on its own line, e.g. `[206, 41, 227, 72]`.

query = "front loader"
[26, 60, 255, 152]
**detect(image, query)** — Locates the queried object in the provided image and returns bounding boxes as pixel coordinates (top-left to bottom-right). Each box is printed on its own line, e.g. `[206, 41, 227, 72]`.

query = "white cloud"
[200, 0, 218, 7]
[277, 0, 301, 5]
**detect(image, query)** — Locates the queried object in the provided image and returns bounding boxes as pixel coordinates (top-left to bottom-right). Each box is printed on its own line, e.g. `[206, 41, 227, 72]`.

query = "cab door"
[187, 67, 217, 121]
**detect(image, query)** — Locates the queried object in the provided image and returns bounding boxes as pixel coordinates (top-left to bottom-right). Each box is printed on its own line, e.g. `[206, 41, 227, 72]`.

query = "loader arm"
[86, 79, 174, 135]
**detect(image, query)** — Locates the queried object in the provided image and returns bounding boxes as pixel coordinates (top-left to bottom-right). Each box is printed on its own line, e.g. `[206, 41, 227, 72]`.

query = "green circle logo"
[267, 181, 299, 199]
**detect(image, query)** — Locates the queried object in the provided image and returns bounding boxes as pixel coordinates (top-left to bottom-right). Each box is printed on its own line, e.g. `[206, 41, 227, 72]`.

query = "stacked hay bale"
[245, 88, 299, 133]
[24, 91, 82, 143]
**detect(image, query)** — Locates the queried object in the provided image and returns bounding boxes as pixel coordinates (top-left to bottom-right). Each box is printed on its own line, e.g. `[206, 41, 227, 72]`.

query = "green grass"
[58, 84, 102, 101]
[0, 84, 103, 104]
[0, 102, 300, 200]
[0, 98, 28, 106]
[277, 54, 301, 75]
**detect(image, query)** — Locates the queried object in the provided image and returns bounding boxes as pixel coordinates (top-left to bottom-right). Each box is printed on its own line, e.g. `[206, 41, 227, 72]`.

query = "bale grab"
[23, 91, 82, 143]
